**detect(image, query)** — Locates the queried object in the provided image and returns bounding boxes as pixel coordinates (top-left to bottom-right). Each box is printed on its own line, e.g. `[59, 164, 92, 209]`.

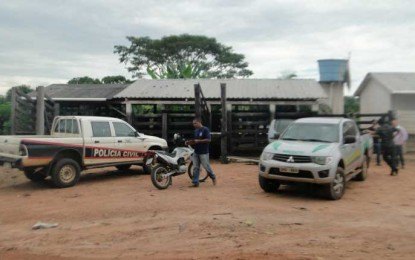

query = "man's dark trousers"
[382, 144, 397, 172]
[395, 145, 405, 168]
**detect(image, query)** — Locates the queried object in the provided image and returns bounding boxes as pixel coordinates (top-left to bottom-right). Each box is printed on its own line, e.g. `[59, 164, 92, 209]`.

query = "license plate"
[280, 167, 299, 173]
[145, 158, 153, 165]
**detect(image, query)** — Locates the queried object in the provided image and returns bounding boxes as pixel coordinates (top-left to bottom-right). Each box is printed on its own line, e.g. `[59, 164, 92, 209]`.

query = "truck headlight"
[261, 152, 274, 161]
[312, 156, 333, 165]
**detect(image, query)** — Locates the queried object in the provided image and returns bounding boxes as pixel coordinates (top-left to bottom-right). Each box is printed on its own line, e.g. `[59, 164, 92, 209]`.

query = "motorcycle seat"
[156, 150, 177, 158]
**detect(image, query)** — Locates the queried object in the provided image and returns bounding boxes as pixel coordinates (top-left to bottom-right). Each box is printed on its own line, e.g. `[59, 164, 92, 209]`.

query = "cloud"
[0, 0, 414, 95]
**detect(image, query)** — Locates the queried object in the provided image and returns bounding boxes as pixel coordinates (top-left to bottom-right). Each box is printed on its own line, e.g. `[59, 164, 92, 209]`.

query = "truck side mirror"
[344, 136, 356, 144]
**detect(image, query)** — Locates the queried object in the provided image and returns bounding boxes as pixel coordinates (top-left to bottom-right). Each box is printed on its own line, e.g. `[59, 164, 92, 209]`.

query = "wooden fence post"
[125, 100, 132, 124]
[10, 87, 17, 135]
[162, 111, 168, 141]
[194, 83, 201, 119]
[54, 102, 60, 119]
[220, 83, 228, 163]
[36, 86, 45, 135]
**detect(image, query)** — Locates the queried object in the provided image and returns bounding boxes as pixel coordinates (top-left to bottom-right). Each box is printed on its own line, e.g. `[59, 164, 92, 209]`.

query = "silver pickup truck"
[259, 117, 373, 200]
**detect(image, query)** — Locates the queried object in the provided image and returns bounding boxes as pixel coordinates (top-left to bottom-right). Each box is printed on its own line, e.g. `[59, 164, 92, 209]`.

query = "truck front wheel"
[51, 158, 81, 188]
[324, 167, 346, 200]
[259, 175, 280, 193]
[24, 169, 47, 182]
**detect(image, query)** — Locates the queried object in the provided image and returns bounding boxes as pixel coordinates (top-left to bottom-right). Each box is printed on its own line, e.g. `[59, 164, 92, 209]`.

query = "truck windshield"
[281, 123, 339, 143]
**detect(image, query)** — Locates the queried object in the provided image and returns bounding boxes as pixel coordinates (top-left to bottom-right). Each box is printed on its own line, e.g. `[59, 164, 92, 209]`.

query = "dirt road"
[1, 157, 414, 259]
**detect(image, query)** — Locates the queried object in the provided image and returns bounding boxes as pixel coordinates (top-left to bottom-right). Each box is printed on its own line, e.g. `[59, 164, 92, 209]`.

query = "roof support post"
[36, 86, 45, 135]
[194, 83, 201, 119]
[269, 104, 276, 122]
[125, 99, 132, 124]
[220, 83, 228, 164]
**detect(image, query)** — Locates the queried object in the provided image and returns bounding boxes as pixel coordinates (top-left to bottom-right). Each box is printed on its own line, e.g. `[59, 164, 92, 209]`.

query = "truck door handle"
[118, 140, 122, 143]
[94, 140, 100, 143]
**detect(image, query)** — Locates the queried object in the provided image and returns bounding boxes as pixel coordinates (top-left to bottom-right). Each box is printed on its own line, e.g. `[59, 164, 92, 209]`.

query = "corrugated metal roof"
[114, 79, 327, 100]
[355, 73, 415, 96]
[30, 84, 128, 100]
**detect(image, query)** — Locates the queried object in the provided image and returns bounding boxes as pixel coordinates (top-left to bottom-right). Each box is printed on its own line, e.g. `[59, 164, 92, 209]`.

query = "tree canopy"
[5, 85, 33, 101]
[114, 34, 253, 79]
[101, 75, 132, 84]
[68, 76, 102, 84]
[68, 75, 132, 84]
[344, 96, 360, 114]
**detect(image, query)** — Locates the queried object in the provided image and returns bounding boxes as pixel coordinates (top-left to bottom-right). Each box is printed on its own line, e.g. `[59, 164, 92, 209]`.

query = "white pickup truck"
[259, 117, 373, 200]
[0, 116, 168, 188]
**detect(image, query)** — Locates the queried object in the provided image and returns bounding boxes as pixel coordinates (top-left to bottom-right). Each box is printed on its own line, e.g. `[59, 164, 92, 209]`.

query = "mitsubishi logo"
[287, 156, 295, 163]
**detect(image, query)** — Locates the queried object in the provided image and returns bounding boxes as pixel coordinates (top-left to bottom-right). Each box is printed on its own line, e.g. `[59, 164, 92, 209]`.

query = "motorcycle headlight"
[312, 156, 333, 165]
[261, 152, 274, 161]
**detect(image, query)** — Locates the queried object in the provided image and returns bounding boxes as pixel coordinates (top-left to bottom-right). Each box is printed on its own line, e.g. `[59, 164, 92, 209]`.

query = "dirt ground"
[0, 155, 414, 260]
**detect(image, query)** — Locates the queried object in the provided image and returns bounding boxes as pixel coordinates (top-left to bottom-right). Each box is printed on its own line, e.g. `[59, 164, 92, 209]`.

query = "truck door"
[84, 121, 116, 166]
[112, 121, 146, 163]
[341, 121, 361, 173]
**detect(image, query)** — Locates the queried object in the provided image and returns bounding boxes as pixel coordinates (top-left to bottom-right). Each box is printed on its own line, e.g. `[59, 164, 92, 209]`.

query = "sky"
[0, 0, 414, 96]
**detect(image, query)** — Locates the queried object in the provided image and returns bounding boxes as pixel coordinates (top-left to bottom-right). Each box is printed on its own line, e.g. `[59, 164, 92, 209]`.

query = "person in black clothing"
[372, 119, 399, 175]
[367, 119, 381, 166]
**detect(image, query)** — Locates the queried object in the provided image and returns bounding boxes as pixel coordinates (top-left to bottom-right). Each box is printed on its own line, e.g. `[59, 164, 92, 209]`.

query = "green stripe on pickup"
[272, 141, 283, 150]
[312, 144, 330, 153]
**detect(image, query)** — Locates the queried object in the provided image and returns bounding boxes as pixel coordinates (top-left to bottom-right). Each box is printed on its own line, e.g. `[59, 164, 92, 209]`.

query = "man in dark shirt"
[374, 119, 399, 175]
[185, 118, 216, 187]
[367, 120, 381, 166]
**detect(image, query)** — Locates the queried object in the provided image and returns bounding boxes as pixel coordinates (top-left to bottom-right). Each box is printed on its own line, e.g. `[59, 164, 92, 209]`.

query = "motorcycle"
[146, 133, 208, 189]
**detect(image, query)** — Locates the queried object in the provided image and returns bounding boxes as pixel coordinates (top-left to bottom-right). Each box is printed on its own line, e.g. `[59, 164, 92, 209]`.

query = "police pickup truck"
[0, 116, 168, 188]
[259, 117, 373, 200]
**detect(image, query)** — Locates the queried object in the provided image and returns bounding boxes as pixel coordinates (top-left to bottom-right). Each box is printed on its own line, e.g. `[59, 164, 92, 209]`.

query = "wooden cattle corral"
[10, 79, 328, 158]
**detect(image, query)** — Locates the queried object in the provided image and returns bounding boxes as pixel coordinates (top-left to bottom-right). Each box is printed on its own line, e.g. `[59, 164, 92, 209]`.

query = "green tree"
[344, 96, 359, 114]
[0, 96, 11, 134]
[101, 75, 133, 84]
[278, 70, 297, 79]
[114, 34, 253, 79]
[68, 76, 101, 84]
[5, 85, 33, 101]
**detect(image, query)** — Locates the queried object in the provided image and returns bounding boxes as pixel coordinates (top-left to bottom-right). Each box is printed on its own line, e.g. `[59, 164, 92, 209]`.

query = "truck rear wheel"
[259, 175, 280, 193]
[354, 155, 368, 181]
[324, 167, 346, 200]
[51, 158, 81, 188]
[24, 169, 47, 182]
[116, 165, 132, 171]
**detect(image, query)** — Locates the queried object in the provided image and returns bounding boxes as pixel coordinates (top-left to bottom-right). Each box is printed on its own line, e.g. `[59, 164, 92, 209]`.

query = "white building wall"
[392, 94, 415, 135]
[359, 79, 391, 114]
[320, 82, 344, 114]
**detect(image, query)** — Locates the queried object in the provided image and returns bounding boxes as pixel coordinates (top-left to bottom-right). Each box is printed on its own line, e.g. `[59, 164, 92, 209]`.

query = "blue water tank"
[318, 59, 349, 82]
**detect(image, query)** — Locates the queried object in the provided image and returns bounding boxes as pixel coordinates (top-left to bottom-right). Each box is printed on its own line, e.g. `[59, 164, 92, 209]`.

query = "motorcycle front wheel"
[151, 164, 172, 190]
[187, 161, 209, 182]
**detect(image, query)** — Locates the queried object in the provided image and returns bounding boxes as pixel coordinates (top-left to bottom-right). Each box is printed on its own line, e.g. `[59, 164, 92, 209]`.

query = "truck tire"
[24, 169, 47, 182]
[324, 167, 346, 200]
[116, 165, 132, 171]
[354, 155, 368, 181]
[51, 158, 81, 188]
[259, 175, 280, 193]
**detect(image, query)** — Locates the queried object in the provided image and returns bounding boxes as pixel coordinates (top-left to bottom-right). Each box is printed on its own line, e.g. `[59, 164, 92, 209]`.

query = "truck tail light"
[19, 144, 28, 156]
